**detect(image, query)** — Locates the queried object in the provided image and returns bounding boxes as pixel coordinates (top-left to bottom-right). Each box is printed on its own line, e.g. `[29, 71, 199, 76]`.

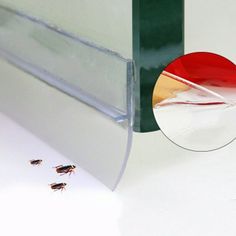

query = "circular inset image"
[152, 52, 236, 152]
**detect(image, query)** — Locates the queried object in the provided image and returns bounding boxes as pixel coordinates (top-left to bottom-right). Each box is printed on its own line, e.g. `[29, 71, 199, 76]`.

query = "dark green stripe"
[133, 0, 184, 132]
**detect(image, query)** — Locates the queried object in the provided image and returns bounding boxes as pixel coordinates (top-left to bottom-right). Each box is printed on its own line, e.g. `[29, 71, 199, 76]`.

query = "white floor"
[1, 112, 236, 236]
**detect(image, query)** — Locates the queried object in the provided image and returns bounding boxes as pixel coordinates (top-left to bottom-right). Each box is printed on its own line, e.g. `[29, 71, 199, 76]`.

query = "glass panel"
[0, 6, 131, 121]
[0, 6, 133, 189]
[0, 0, 132, 58]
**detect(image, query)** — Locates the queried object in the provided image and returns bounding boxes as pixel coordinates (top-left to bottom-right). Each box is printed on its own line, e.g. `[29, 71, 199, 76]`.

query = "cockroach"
[50, 183, 67, 192]
[30, 159, 42, 166]
[54, 165, 76, 176]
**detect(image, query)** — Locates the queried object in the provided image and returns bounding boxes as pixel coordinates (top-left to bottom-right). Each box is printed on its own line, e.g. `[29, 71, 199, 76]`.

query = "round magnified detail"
[152, 52, 236, 152]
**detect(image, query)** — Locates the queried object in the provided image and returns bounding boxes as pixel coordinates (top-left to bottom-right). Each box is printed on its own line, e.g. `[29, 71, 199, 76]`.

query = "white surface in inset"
[1, 113, 236, 236]
[154, 103, 236, 151]
[153, 83, 236, 151]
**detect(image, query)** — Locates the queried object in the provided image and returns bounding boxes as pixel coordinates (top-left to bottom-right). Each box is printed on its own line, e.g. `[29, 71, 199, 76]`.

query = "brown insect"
[54, 165, 76, 176]
[30, 159, 42, 166]
[50, 183, 67, 192]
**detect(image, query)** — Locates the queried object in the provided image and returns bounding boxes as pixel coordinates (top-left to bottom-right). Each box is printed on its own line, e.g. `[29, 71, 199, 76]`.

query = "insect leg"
[54, 165, 63, 169]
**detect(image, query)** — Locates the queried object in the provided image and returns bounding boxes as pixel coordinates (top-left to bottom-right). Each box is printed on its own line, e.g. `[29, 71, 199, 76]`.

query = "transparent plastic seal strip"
[0, 5, 134, 189]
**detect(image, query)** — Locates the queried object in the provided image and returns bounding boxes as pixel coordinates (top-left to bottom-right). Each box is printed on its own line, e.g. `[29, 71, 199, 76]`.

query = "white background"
[0, 0, 236, 235]
[1, 112, 236, 236]
[185, 0, 236, 63]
